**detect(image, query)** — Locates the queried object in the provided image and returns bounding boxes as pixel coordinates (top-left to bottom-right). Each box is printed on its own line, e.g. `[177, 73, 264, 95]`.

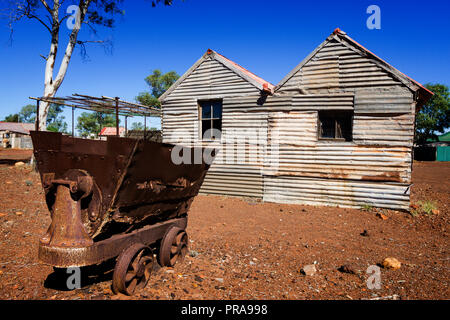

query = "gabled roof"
[159, 49, 274, 102]
[0, 122, 34, 135]
[99, 127, 125, 136]
[275, 28, 433, 106]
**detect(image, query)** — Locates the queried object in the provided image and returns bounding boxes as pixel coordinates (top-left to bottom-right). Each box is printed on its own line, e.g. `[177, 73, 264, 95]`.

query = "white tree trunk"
[37, 0, 90, 131]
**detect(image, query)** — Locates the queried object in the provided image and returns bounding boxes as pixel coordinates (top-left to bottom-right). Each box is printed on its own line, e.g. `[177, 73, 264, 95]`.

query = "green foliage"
[136, 69, 179, 108]
[415, 83, 450, 144]
[360, 204, 373, 212]
[130, 122, 145, 130]
[3, 114, 19, 122]
[18, 104, 36, 123]
[411, 200, 438, 216]
[76, 111, 117, 138]
[8, 104, 68, 132]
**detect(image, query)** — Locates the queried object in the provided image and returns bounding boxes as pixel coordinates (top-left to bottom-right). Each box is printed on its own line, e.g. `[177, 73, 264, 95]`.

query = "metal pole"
[125, 116, 128, 137]
[35, 100, 40, 131]
[115, 97, 119, 137]
[144, 115, 147, 139]
[72, 107, 74, 137]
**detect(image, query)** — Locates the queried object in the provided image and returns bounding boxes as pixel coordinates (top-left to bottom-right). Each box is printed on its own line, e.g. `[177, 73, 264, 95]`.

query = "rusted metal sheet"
[31, 131, 210, 267]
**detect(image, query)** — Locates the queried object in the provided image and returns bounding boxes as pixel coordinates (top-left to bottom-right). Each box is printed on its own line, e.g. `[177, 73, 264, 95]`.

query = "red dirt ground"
[0, 148, 32, 164]
[0, 160, 448, 300]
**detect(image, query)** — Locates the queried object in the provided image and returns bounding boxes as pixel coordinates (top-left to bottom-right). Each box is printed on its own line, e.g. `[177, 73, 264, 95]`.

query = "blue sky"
[0, 0, 449, 130]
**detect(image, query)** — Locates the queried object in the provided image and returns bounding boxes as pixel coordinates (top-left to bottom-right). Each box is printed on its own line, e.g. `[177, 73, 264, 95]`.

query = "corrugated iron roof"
[332, 28, 433, 98]
[0, 122, 34, 135]
[99, 127, 125, 136]
[276, 28, 433, 106]
[159, 49, 275, 102]
[212, 50, 275, 92]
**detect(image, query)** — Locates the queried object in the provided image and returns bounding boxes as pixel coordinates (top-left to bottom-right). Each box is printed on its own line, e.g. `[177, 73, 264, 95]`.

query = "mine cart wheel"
[158, 226, 189, 268]
[112, 243, 154, 296]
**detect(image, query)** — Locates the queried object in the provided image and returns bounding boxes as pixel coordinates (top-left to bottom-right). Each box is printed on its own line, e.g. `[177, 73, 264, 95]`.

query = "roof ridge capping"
[275, 28, 433, 106]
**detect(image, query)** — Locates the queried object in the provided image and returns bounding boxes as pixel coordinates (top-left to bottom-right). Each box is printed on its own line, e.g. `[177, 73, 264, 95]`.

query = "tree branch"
[39, 0, 53, 15]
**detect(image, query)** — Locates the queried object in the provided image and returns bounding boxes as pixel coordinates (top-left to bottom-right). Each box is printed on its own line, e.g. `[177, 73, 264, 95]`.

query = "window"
[199, 100, 222, 140]
[318, 110, 353, 141]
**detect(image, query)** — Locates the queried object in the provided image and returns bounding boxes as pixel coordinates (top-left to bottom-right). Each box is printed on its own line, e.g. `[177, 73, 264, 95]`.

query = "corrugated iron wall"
[161, 57, 265, 198]
[268, 38, 415, 210]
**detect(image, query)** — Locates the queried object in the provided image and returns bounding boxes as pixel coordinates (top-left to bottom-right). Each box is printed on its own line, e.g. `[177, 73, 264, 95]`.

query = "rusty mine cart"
[29, 95, 212, 295]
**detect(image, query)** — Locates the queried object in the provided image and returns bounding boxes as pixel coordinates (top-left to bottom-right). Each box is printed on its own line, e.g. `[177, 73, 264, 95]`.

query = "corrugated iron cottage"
[159, 29, 433, 210]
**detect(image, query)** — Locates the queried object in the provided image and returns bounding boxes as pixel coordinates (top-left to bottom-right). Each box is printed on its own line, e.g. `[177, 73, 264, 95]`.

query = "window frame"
[198, 99, 223, 141]
[317, 110, 354, 142]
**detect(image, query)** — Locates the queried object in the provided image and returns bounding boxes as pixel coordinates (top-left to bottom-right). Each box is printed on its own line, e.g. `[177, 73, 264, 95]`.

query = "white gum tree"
[3, 0, 172, 130]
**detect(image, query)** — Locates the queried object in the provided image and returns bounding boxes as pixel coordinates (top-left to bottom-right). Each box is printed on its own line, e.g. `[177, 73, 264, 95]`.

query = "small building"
[99, 127, 126, 140]
[0, 122, 34, 149]
[159, 29, 433, 211]
[415, 132, 450, 161]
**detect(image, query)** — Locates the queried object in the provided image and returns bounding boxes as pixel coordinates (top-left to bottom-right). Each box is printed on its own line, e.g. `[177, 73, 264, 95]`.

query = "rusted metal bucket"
[30, 131, 211, 294]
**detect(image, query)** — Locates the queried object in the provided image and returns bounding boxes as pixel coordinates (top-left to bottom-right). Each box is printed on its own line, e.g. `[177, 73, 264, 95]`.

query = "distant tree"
[3, 0, 175, 130]
[46, 104, 68, 132]
[16, 103, 67, 132]
[130, 122, 144, 130]
[18, 104, 36, 123]
[3, 113, 20, 122]
[76, 111, 117, 137]
[415, 83, 450, 144]
[136, 69, 179, 108]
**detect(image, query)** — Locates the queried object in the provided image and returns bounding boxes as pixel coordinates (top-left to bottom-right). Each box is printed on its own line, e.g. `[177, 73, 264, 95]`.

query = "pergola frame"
[29, 94, 161, 138]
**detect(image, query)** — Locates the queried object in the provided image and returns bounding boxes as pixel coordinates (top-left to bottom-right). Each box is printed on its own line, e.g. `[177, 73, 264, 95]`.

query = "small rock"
[249, 261, 256, 266]
[3, 221, 13, 228]
[431, 209, 440, 215]
[25, 180, 33, 186]
[15, 211, 24, 216]
[215, 278, 224, 283]
[165, 269, 174, 274]
[300, 264, 317, 276]
[189, 250, 199, 257]
[376, 212, 388, 220]
[15, 161, 25, 167]
[360, 230, 370, 237]
[194, 275, 203, 282]
[382, 257, 401, 270]
[338, 264, 356, 274]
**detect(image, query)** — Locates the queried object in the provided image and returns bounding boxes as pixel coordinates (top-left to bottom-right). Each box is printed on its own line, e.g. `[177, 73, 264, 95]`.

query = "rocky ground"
[0, 158, 448, 300]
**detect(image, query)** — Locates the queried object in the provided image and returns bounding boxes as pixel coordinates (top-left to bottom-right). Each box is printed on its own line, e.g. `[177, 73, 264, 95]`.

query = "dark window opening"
[318, 110, 353, 141]
[199, 100, 222, 140]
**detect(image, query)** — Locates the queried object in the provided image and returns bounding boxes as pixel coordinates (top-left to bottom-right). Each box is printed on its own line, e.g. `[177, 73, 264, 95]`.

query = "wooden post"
[35, 100, 40, 131]
[115, 97, 119, 137]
